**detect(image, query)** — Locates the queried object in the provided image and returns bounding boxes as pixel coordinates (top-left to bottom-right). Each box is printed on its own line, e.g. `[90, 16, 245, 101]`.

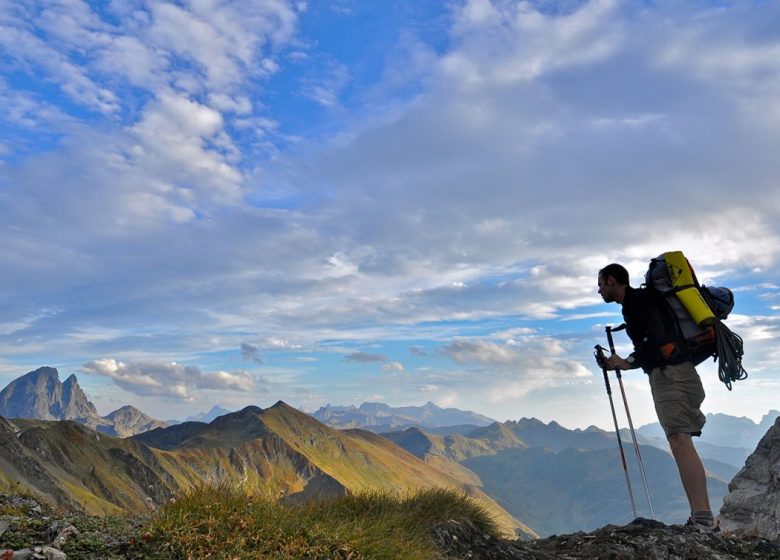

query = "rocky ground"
[433, 517, 780, 560]
[0, 493, 161, 560]
[4, 491, 780, 559]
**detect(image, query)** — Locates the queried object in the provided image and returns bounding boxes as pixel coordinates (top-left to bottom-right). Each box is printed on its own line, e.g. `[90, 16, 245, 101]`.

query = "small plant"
[147, 483, 499, 559]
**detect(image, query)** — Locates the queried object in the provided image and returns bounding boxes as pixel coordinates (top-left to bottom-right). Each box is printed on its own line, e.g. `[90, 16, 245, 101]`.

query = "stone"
[38, 547, 66, 560]
[720, 416, 780, 539]
[50, 525, 79, 548]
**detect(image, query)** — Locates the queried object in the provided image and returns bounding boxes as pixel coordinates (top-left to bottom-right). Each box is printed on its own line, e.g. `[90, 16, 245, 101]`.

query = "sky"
[1, 0, 779, 429]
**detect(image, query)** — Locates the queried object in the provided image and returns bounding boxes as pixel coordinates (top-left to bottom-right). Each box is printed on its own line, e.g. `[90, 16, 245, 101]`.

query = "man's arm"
[604, 353, 641, 371]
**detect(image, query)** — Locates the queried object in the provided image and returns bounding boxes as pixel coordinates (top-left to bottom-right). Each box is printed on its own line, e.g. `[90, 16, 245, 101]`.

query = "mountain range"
[0, 366, 774, 537]
[382, 419, 734, 536]
[0, 401, 534, 538]
[637, 411, 780, 470]
[0, 367, 167, 437]
[310, 401, 495, 432]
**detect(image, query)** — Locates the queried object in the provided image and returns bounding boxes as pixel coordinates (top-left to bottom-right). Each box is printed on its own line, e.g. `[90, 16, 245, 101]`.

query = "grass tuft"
[148, 483, 499, 559]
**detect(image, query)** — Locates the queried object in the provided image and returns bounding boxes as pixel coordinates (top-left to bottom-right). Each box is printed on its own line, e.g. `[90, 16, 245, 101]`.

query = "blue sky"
[2, 0, 779, 428]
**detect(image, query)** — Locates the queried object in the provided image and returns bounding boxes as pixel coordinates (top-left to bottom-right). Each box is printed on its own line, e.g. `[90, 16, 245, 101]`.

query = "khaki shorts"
[649, 361, 706, 438]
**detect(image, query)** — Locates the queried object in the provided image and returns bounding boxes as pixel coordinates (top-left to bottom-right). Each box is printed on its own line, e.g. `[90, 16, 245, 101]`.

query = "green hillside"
[0, 403, 536, 539]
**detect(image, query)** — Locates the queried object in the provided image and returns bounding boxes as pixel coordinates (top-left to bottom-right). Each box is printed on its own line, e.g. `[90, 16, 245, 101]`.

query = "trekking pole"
[606, 324, 655, 520]
[594, 344, 637, 519]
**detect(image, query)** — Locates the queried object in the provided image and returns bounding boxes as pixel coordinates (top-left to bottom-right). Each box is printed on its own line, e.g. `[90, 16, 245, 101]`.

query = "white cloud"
[442, 337, 590, 380]
[3, 1, 780, 426]
[444, 0, 623, 85]
[80, 358, 259, 400]
[383, 361, 405, 372]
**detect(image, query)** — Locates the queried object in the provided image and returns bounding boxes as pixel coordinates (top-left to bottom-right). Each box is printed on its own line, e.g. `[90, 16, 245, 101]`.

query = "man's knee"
[667, 432, 693, 453]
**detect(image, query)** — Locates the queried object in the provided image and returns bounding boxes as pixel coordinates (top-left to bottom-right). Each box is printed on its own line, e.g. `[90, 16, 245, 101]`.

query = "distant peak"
[104, 404, 146, 420]
[239, 405, 264, 415]
[271, 400, 299, 412]
[117, 404, 142, 413]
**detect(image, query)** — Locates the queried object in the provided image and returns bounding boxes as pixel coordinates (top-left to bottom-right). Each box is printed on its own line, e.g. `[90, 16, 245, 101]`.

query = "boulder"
[719, 416, 780, 539]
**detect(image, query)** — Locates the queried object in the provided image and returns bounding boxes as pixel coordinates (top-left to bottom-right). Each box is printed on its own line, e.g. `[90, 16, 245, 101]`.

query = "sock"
[692, 510, 714, 526]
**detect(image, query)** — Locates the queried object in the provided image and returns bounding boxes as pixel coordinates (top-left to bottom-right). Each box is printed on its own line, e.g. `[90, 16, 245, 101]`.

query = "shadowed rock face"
[0, 367, 97, 421]
[719, 417, 780, 539]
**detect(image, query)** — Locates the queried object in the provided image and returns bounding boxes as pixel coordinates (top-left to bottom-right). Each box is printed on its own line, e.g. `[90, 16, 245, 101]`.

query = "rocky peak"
[0, 367, 165, 437]
[719, 416, 780, 539]
[58, 373, 98, 420]
[0, 367, 81, 420]
[99, 405, 168, 438]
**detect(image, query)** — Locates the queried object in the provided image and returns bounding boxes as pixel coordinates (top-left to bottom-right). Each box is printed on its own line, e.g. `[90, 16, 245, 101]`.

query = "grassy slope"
[232, 404, 536, 537]
[1, 405, 535, 538]
[149, 484, 501, 560]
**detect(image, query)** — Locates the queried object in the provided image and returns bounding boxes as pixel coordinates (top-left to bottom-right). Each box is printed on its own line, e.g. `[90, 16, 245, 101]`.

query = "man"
[597, 263, 716, 530]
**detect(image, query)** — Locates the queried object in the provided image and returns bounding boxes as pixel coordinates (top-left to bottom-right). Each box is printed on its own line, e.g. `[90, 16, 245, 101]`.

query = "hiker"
[597, 263, 716, 530]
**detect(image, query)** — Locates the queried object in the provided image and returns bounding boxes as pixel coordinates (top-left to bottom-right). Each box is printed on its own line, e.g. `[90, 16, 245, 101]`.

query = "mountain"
[184, 405, 233, 423]
[637, 410, 780, 469]
[385, 419, 730, 536]
[137, 401, 533, 537]
[99, 405, 168, 438]
[0, 367, 167, 437]
[311, 401, 496, 432]
[0, 401, 535, 538]
[720, 416, 780, 539]
[461, 445, 727, 537]
[0, 367, 99, 421]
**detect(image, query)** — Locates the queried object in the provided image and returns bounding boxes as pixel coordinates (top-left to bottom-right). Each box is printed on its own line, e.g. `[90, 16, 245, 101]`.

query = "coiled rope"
[714, 321, 748, 390]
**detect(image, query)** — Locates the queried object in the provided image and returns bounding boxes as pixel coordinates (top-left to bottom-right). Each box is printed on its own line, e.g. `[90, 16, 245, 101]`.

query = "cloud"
[345, 352, 387, 363]
[409, 346, 427, 356]
[442, 338, 591, 380]
[80, 359, 259, 400]
[241, 343, 264, 364]
[3, 1, 780, 426]
[383, 361, 405, 372]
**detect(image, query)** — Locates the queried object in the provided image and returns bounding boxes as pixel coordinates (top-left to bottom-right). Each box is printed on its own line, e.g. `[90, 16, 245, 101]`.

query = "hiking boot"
[685, 517, 721, 533]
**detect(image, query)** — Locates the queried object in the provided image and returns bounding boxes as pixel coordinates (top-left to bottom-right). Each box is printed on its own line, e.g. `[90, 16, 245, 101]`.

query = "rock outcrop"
[0, 493, 153, 559]
[433, 517, 780, 559]
[719, 416, 780, 539]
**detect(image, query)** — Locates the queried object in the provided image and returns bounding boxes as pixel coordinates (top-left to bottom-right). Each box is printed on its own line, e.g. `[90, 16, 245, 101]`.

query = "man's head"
[598, 263, 630, 304]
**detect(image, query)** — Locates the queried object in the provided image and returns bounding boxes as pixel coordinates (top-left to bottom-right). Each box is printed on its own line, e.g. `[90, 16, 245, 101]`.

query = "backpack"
[644, 251, 746, 390]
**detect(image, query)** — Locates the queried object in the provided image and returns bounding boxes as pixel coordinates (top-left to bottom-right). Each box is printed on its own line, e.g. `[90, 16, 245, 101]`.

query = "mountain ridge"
[0, 400, 535, 538]
[311, 400, 496, 432]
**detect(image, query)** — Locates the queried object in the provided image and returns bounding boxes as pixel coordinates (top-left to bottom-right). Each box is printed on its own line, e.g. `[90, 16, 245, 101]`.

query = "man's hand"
[604, 355, 632, 371]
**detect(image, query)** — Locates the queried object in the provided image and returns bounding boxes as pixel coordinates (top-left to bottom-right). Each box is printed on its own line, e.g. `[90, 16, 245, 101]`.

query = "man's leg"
[668, 432, 710, 513]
